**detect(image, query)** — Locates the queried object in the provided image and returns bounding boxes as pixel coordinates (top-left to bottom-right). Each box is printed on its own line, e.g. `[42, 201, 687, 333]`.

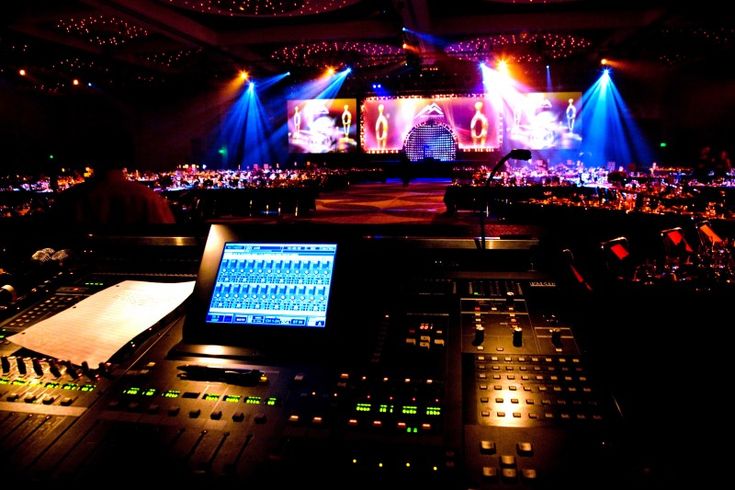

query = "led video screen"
[288, 99, 357, 153]
[506, 92, 583, 150]
[361, 96, 501, 153]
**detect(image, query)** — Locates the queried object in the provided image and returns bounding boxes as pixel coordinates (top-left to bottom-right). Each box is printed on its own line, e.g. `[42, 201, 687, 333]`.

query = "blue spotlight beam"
[578, 70, 653, 168]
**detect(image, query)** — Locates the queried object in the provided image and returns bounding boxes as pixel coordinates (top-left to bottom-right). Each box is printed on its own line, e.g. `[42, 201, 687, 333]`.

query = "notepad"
[8, 280, 195, 367]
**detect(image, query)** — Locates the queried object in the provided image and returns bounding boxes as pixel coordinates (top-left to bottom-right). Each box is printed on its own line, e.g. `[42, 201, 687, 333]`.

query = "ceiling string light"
[445, 33, 592, 63]
[55, 15, 149, 47]
[271, 41, 404, 69]
[164, 0, 359, 17]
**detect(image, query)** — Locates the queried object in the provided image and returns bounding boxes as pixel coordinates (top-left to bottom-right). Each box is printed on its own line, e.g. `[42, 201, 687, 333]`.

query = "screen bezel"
[182, 224, 343, 354]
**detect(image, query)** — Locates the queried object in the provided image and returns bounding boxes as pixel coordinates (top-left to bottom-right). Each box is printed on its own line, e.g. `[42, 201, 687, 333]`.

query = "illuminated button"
[312, 416, 323, 426]
[339, 372, 350, 380]
[522, 468, 538, 481]
[482, 466, 498, 480]
[492, 375, 501, 380]
[60, 397, 73, 406]
[434, 339, 445, 346]
[507, 375, 516, 380]
[491, 365, 500, 371]
[293, 373, 305, 382]
[509, 386, 517, 391]
[478, 373, 487, 380]
[481, 411, 490, 417]
[502, 468, 518, 481]
[421, 423, 431, 431]
[210, 410, 223, 420]
[167, 406, 180, 416]
[480, 440, 496, 454]
[480, 397, 489, 403]
[397, 421, 407, 430]
[495, 397, 504, 403]
[526, 399, 534, 405]
[561, 413, 571, 420]
[500, 455, 516, 467]
[517, 442, 534, 456]
[254, 413, 267, 424]
[511, 398, 519, 404]
[479, 384, 488, 390]
[288, 414, 300, 424]
[372, 420, 383, 428]
[188, 409, 201, 418]
[232, 412, 245, 422]
[528, 413, 538, 419]
[497, 411, 506, 417]
[494, 385, 502, 391]
[347, 418, 358, 427]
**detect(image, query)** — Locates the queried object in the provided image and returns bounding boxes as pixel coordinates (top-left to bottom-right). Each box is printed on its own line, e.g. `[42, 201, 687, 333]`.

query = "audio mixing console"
[0, 226, 633, 488]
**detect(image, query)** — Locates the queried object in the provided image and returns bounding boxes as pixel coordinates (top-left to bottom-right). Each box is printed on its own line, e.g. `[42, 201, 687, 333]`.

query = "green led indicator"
[62, 383, 79, 390]
[266, 397, 277, 406]
[162, 390, 180, 398]
[426, 407, 441, 416]
[81, 384, 96, 392]
[0, 335, 5, 340]
[224, 395, 241, 403]
[204, 393, 220, 401]
[356, 402, 372, 412]
[45, 381, 59, 388]
[142, 388, 155, 396]
[49, 154, 54, 160]
[402, 405, 417, 415]
[0, 378, 9, 385]
[246, 396, 262, 405]
[659, 142, 667, 148]
[406, 427, 418, 434]
[12, 379, 27, 386]
[122, 387, 140, 395]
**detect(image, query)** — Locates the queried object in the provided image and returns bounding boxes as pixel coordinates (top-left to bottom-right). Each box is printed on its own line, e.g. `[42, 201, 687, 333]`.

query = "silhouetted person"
[52, 160, 175, 226]
[399, 150, 411, 187]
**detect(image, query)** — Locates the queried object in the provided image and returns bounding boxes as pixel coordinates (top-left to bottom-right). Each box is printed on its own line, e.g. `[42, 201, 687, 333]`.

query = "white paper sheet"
[8, 280, 195, 366]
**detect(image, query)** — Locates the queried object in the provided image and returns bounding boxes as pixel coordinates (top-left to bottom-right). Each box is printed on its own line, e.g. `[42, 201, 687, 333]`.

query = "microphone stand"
[479, 149, 532, 250]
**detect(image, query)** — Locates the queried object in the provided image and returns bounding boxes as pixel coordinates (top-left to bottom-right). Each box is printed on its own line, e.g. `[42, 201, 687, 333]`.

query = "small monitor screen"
[206, 242, 337, 329]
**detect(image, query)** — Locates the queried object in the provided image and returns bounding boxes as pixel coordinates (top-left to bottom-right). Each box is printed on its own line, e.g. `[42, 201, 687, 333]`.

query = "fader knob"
[473, 326, 485, 346]
[550, 329, 562, 348]
[512, 326, 523, 347]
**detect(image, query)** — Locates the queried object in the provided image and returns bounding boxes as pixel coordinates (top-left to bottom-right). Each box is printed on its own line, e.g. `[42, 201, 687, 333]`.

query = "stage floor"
[235, 177, 542, 239]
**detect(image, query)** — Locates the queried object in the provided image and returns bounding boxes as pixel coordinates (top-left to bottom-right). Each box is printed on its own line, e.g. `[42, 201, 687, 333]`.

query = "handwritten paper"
[8, 280, 195, 366]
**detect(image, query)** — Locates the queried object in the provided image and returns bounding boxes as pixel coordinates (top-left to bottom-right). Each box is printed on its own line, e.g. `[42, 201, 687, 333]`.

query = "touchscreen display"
[205, 242, 337, 328]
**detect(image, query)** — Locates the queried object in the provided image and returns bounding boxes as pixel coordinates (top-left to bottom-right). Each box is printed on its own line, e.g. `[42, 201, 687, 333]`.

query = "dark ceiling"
[2, 1, 734, 95]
